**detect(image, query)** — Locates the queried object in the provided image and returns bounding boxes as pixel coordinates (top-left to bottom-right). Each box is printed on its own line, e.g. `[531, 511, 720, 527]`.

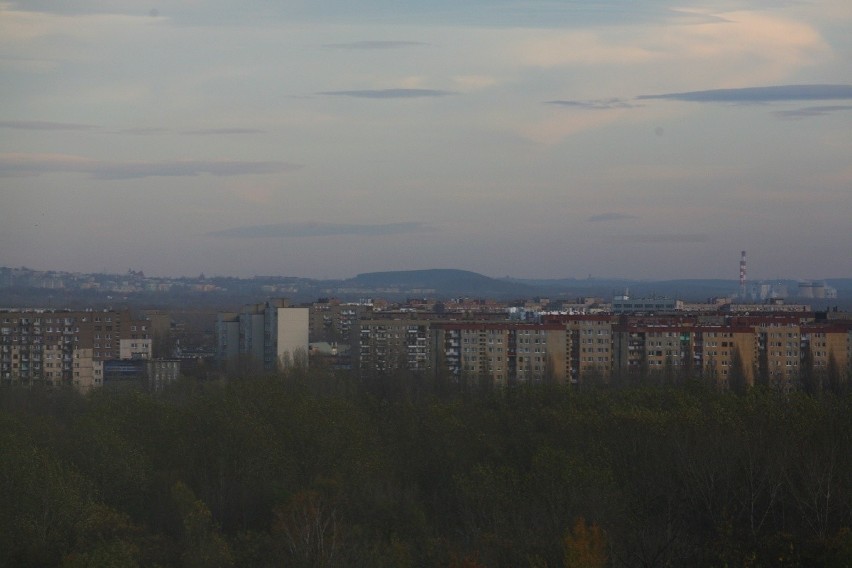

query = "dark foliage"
[1, 369, 851, 567]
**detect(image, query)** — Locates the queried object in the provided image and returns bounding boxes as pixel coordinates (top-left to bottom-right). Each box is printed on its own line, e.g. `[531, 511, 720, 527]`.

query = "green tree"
[563, 517, 607, 568]
[825, 351, 843, 395]
[171, 481, 234, 568]
[273, 489, 342, 568]
[0, 430, 91, 567]
[729, 346, 749, 395]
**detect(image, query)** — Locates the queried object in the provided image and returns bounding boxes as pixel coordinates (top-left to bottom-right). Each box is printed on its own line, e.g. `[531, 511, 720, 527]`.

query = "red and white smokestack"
[739, 250, 747, 296]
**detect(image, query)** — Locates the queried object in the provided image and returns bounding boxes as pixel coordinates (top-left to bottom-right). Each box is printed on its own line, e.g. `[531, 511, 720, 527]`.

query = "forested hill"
[2, 372, 851, 567]
[345, 269, 536, 297]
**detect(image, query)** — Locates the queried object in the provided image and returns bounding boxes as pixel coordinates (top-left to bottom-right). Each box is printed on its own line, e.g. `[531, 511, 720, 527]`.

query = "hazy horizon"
[2, 1, 851, 281]
[5, 263, 852, 286]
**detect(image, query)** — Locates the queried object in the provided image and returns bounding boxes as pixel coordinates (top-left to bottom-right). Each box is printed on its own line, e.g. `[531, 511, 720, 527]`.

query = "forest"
[1, 367, 851, 567]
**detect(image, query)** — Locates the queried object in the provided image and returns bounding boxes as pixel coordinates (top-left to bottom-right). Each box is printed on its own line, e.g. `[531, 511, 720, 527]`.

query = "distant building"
[612, 294, 681, 314]
[611, 323, 756, 385]
[722, 299, 811, 313]
[102, 358, 180, 392]
[0, 308, 155, 391]
[216, 312, 240, 369]
[745, 281, 789, 301]
[431, 322, 570, 385]
[356, 316, 432, 376]
[309, 299, 371, 344]
[215, 299, 309, 372]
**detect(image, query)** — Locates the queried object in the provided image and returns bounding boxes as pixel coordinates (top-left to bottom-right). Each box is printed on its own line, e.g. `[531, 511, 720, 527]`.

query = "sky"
[1, 0, 851, 281]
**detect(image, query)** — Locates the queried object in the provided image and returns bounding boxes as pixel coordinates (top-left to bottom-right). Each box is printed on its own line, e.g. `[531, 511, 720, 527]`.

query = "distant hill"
[619, 279, 738, 299]
[338, 271, 852, 303]
[501, 277, 739, 300]
[3, 265, 849, 307]
[344, 269, 535, 298]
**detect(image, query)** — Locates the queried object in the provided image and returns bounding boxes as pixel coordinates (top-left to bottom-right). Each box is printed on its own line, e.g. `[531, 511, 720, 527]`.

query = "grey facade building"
[216, 299, 309, 372]
[356, 317, 431, 376]
[1, 308, 153, 391]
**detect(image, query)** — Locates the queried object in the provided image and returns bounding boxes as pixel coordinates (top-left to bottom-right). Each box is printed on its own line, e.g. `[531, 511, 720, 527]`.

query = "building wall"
[72, 347, 96, 392]
[310, 301, 369, 343]
[568, 317, 614, 381]
[215, 313, 240, 369]
[215, 302, 310, 373]
[119, 338, 153, 360]
[239, 307, 266, 367]
[274, 307, 310, 368]
[358, 318, 431, 376]
[541, 315, 615, 382]
[432, 323, 569, 385]
[694, 326, 756, 386]
[148, 359, 180, 391]
[0, 309, 153, 391]
[756, 322, 802, 387]
[802, 325, 849, 379]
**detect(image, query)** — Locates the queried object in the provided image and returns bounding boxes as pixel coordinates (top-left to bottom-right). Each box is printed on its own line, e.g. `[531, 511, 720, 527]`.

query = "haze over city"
[2, 0, 851, 280]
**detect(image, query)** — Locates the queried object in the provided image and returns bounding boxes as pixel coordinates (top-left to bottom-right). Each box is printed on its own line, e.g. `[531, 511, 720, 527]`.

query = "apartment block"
[356, 317, 431, 376]
[801, 324, 849, 377]
[309, 299, 371, 344]
[733, 316, 806, 387]
[541, 314, 615, 382]
[0, 308, 154, 391]
[215, 300, 309, 372]
[611, 320, 757, 385]
[102, 358, 180, 392]
[432, 322, 569, 385]
[692, 325, 756, 385]
[612, 324, 694, 376]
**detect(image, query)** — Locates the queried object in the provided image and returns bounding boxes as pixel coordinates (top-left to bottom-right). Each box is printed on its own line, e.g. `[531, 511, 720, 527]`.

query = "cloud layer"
[180, 128, 266, 136]
[323, 41, 428, 49]
[0, 154, 299, 179]
[207, 222, 432, 238]
[587, 213, 639, 222]
[546, 99, 636, 110]
[609, 234, 708, 244]
[318, 89, 455, 99]
[773, 105, 852, 119]
[2, 2, 850, 280]
[638, 84, 852, 103]
[0, 120, 98, 131]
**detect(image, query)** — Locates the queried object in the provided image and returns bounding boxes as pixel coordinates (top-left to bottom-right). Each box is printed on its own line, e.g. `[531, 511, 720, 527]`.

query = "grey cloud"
[324, 41, 428, 49]
[772, 105, 852, 119]
[609, 234, 707, 244]
[181, 128, 266, 135]
[546, 99, 637, 110]
[90, 161, 296, 179]
[0, 154, 300, 179]
[587, 212, 639, 222]
[318, 89, 455, 99]
[0, 120, 98, 131]
[637, 84, 852, 103]
[119, 128, 170, 135]
[207, 222, 432, 238]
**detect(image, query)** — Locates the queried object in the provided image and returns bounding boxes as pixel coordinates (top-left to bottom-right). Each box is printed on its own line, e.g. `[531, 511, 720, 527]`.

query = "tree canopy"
[1, 367, 851, 567]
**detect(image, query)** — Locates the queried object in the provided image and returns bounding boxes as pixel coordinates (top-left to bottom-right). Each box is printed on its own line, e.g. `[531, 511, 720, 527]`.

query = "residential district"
[2, 289, 850, 392]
